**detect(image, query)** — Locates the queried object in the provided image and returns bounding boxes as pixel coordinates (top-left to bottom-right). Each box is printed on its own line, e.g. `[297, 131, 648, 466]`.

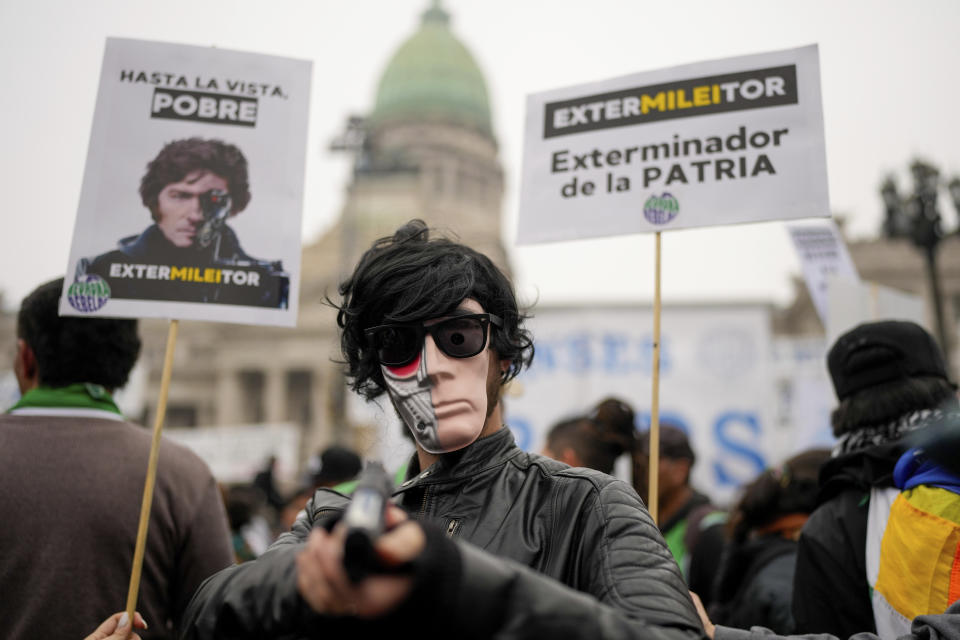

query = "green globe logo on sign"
[643, 193, 680, 225]
[67, 274, 112, 312]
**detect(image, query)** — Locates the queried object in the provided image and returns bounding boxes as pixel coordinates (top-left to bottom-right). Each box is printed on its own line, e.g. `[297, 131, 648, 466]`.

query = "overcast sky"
[2, 0, 959, 311]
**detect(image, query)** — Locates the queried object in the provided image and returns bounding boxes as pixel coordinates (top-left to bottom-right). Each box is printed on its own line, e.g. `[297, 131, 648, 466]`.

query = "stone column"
[293, 368, 324, 470]
[215, 369, 241, 425]
[264, 368, 286, 425]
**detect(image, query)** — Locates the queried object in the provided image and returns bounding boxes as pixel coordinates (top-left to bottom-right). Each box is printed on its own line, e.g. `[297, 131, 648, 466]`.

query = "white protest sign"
[60, 38, 312, 327]
[787, 220, 860, 324]
[518, 45, 829, 243]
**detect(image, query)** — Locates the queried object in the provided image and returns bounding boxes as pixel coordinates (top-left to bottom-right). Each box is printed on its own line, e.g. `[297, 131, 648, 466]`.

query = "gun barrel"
[342, 462, 393, 582]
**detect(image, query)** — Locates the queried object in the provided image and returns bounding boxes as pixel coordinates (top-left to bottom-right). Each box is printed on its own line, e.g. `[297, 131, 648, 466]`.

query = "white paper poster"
[60, 38, 312, 327]
[787, 220, 860, 324]
[518, 45, 829, 243]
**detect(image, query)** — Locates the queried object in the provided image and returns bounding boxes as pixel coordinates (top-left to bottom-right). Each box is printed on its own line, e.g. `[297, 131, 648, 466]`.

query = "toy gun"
[196, 189, 232, 250]
[195, 188, 290, 309]
[342, 461, 395, 583]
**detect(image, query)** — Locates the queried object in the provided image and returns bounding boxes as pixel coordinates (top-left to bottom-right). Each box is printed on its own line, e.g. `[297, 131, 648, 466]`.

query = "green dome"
[369, 2, 493, 137]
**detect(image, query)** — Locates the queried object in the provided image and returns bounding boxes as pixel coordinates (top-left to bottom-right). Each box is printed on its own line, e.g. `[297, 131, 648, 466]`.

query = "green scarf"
[7, 383, 122, 415]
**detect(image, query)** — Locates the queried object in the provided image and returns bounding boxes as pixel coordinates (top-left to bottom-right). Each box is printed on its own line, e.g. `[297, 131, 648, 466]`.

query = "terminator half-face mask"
[365, 300, 502, 454]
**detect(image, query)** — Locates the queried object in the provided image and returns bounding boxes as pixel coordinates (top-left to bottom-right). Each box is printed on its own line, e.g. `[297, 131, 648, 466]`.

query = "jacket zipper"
[446, 518, 460, 538]
[418, 485, 430, 519]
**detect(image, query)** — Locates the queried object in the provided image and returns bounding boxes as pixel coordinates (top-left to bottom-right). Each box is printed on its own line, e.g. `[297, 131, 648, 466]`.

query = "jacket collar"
[395, 426, 522, 493]
[7, 383, 123, 419]
[817, 439, 908, 503]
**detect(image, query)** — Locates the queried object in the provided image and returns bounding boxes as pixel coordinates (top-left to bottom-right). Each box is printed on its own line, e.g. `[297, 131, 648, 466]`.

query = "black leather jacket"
[181, 428, 705, 639]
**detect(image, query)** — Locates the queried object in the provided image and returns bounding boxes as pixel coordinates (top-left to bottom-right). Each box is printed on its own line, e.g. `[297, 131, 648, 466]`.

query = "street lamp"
[880, 159, 956, 369]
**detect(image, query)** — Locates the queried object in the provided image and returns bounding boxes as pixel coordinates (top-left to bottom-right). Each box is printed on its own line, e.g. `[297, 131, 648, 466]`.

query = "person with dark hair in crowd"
[0, 278, 233, 639]
[276, 445, 364, 534]
[182, 220, 704, 639]
[634, 424, 727, 610]
[253, 455, 286, 513]
[542, 397, 637, 476]
[792, 320, 960, 637]
[77, 137, 288, 308]
[310, 444, 363, 489]
[709, 448, 831, 633]
[591, 397, 638, 451]
[542, 416, 615, 473]
[223, 483, 272, 564]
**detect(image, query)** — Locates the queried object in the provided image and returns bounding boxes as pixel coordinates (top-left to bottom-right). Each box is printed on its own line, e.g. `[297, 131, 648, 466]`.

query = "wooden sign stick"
[125, 319, 179, 623]
[648, 232, 662, 524]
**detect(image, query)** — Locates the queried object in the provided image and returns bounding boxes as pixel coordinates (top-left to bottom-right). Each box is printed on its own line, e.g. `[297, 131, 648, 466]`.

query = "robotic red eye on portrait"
[196, 189, 232, 250]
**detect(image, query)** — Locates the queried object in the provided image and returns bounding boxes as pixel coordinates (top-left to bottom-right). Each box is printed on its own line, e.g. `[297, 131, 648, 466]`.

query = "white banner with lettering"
[503, 304, 792, 505]
[518, 45, 829, 243]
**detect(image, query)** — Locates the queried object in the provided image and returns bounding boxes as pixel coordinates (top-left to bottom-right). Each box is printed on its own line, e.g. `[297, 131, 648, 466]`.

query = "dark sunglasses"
[365, 313, 503, 367]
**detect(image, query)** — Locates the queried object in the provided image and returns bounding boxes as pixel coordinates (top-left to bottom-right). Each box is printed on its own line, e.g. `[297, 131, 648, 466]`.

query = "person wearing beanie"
[792, 320, 960, 637]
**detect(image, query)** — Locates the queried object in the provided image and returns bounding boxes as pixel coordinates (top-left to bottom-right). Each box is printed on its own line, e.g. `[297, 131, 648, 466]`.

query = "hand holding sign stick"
[56, 37, 312, 631]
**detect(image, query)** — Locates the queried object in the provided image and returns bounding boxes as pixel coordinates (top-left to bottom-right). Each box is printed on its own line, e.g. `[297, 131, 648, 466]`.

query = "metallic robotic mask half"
[380, 346, 444, 454]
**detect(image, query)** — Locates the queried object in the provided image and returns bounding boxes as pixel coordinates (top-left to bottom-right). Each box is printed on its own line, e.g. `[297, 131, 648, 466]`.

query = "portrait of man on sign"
[75, 137, 289, 309]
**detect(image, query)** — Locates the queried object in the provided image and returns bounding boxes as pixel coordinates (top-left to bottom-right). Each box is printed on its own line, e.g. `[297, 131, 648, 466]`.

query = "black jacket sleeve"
[715, 596, 960, 640]
[792, 491, 875, 636]
[180, 490, 350, 639]
[452, 540, 705, 640]
[181, 485, 706, 640]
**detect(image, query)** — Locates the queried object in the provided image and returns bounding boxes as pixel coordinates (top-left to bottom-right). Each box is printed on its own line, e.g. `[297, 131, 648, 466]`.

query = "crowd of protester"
[4, 221, 960, 639]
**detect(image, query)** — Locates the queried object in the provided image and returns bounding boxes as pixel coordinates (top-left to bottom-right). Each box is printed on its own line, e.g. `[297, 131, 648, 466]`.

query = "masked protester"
[181, 220, 705, 639]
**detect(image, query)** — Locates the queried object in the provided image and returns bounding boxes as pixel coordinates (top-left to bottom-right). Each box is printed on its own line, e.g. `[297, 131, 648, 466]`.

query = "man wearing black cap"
[792, 320, 959, 637]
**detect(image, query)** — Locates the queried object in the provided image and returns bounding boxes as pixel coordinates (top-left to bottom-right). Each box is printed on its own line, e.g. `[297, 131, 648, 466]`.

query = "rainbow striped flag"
[867, 450, 960, 638]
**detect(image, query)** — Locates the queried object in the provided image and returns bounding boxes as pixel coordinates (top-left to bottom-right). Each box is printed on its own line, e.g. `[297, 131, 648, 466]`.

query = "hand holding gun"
[342, 461, 396, 583]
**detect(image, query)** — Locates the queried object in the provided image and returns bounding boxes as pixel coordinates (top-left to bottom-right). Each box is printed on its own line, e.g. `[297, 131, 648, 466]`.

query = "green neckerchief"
[7, 383, 122, 415]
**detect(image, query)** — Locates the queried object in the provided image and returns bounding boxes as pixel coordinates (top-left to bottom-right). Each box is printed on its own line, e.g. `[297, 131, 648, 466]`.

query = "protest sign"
[518, 45, 829, 243]
[60, 37, 311, 327]
[787, 220, 860, 325]
[55, 37, 312, 624]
